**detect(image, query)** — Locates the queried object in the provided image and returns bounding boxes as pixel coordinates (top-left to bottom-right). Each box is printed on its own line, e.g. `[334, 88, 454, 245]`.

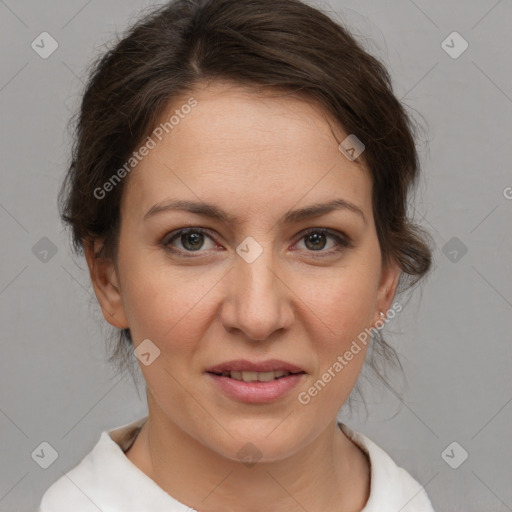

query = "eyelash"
[161, 227, 352, 259]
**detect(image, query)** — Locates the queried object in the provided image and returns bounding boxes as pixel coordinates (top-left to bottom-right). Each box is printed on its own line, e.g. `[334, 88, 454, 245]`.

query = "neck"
[125, 394, 370, 512]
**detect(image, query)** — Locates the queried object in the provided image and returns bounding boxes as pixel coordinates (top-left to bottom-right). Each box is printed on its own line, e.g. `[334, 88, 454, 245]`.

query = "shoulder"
[339, 423, 436, 512]
[38, 431, 112, 512]
[38, 417, 149, 512]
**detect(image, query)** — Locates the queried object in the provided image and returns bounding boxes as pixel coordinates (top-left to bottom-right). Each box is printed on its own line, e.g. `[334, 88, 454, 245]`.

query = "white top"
[39, 416, 435, 511]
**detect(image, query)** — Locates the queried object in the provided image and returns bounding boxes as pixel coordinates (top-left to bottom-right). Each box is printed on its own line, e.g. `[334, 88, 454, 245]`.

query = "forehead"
[122, 81, 372, 224]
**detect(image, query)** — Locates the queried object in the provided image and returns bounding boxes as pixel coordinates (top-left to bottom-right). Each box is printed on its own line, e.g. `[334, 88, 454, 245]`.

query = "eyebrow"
[143, 198, 367, 225]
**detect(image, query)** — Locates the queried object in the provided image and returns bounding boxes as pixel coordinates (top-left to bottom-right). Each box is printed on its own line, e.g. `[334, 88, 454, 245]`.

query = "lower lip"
[206, 373, 305, 403]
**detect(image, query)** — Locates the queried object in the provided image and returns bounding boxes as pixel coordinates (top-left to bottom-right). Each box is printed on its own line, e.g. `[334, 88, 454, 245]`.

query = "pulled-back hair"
[59, 0, 434, 413]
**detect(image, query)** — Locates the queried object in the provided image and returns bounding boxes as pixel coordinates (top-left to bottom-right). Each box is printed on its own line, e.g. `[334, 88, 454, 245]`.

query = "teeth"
[224, 370, 293, 382]
[242, 371, 258, 381]
[256, 371, 275, 382]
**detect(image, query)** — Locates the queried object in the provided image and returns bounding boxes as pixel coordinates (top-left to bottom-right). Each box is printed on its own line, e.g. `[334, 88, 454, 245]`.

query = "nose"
[219, 244, 295, 342]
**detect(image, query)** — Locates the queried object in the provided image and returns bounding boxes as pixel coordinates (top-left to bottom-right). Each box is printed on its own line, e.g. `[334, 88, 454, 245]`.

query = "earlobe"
[84, 239, 129, 329]
[374, 258, 401, 324]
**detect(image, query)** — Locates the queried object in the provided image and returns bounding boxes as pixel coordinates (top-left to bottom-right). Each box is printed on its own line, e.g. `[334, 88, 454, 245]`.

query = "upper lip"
[205, 359, 305, 373]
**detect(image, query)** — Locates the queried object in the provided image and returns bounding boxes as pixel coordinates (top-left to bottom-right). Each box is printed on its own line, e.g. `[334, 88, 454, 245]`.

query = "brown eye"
[304, 231, 329, 250]
[179, 231, 205, 251]
[163, 228, 216, 254]
[295, 228, 351, 257]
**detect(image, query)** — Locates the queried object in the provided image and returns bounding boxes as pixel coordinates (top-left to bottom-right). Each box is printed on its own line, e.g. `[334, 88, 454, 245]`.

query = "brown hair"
[59, 0, 434, 412]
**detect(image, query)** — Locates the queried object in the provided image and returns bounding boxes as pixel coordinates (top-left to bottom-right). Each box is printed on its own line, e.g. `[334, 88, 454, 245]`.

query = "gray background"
[1, 0, 511, 510]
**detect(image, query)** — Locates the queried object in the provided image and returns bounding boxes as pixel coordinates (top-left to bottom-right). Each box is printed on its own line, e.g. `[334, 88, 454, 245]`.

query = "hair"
[59, 0, 434, 415]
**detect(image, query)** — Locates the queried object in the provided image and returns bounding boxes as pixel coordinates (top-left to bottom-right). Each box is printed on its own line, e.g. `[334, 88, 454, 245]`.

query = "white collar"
[40, 416, 435, 511]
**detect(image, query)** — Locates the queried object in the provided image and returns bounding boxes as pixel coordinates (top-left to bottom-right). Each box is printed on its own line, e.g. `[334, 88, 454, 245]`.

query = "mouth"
[205, 358, 306, 378]
[205, 359, 306, 403]
[207, 369, 305, 382]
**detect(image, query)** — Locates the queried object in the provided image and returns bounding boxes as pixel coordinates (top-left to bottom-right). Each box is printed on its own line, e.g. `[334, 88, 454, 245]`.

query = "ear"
[84, 239, 129, 329]
[373, 258, 401, 326]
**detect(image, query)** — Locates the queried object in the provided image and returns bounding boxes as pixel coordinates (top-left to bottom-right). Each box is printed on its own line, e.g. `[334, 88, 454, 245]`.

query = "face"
[87, 80, 400, 462]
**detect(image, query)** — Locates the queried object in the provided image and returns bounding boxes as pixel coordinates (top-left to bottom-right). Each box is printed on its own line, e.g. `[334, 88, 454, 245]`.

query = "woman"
[39, 0, 435, 510]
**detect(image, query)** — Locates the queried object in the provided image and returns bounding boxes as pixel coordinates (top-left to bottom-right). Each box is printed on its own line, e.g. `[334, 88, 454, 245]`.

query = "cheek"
[117, 248, 219, 352]
[293, 262, 380, 350]
[293, 266, 379, 413]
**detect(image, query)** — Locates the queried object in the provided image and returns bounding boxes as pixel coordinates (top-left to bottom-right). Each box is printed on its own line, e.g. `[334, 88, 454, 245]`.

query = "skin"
[85, 80, 401, 512]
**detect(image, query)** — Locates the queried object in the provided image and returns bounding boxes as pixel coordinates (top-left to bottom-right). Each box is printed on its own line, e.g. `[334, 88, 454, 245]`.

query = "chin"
[203, 418, 308, 464]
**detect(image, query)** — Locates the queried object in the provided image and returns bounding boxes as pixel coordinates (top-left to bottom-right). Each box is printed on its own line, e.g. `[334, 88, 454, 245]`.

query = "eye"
[294, 228, 351, 258]
[162, 227, 351, 258]
[163, 227, 217, 255]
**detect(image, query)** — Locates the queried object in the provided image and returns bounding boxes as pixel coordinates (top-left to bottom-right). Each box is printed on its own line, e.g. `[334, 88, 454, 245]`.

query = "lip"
[207, 372, 305, 403]
[205, 359, 306, 403]
[205, 359, 305, 373]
